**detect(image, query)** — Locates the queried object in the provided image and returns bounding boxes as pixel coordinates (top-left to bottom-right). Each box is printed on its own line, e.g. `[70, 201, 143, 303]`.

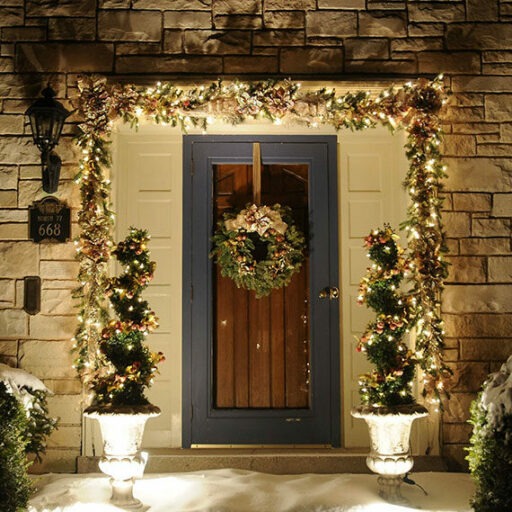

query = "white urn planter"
[85, 405, 160, 510]
[351, 404, 428, 503]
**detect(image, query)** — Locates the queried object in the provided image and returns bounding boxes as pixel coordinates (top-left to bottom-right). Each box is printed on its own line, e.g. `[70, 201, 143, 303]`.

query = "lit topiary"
[356, 226, 417, 407]
[87, 228, 164, 410]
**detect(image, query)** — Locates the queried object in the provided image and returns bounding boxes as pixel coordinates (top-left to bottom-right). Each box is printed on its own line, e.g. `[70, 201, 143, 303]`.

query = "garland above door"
[73, 76, 449, 408]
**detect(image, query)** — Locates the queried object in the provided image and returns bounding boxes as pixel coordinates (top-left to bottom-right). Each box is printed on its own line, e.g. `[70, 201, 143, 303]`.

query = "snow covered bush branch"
[467, 355, 512, 511]
[0, 381, 32, 512]
[0, 363, 57, 462]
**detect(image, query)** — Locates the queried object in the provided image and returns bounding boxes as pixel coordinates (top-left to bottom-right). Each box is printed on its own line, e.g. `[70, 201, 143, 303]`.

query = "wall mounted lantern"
[25, 85, 71, 194]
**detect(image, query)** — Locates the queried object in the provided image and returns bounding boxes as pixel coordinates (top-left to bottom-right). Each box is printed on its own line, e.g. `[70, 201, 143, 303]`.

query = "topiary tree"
[0, 381, 32, 512]
[356, 226, 417, 407]
[467, 355, 512, 512]
[87, 227, 164, 409]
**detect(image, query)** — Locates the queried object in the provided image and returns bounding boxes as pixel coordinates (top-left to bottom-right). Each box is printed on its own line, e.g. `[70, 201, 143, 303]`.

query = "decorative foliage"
[467, 356, 512, 512]
[356, 226, 416, 407]
[73, 77, 115, 391]
[211, 204, 305, 298]
[88, 228, 164, 408]
[400, 80, 450, 407]
[74, 74, 448, 402]
[0, 381, 32, 512]
[21, 388, 57, 461]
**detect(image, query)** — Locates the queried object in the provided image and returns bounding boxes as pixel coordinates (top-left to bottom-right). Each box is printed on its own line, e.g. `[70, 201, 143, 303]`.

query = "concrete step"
[77, 449, 447, 475]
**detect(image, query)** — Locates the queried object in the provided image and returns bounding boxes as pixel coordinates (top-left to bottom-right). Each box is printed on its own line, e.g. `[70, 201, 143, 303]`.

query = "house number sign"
[29, 196, 71, 243]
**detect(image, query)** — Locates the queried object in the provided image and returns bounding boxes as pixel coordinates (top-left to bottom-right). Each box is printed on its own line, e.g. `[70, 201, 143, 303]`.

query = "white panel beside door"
[339, 127, 408, 448]
[114, 128, 183, 449]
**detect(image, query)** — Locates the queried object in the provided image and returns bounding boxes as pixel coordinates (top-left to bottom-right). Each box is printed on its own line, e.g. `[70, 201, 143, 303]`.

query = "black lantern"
[26, 85, 71, 194]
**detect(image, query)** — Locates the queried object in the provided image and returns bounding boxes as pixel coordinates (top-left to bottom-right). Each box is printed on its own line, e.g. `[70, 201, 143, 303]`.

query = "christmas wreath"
[211, 204, 306, 298]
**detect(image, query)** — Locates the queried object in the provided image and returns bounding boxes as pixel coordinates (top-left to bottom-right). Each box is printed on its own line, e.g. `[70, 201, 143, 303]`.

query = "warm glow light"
[74, 75, 448, 405]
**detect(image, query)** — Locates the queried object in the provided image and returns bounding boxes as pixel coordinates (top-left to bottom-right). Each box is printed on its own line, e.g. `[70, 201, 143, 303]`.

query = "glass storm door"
[182, 135, 340, 446]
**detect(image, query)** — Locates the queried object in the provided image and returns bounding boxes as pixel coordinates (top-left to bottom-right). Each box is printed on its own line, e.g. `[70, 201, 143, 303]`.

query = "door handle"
[319, 286, 339, 300]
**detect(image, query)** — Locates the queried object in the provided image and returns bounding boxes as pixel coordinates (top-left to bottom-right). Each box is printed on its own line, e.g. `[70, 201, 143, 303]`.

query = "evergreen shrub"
[467, 356, 512, 512]
[0, 382, 32, 512]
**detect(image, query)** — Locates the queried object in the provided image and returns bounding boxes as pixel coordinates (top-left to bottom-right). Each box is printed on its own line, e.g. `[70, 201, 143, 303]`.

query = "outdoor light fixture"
[25, 85, 71, 194]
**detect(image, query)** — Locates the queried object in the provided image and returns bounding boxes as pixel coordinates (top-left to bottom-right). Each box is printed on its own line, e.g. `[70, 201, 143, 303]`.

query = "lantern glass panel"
[51, 114, 65, 142]
[28, 115, 38, 145]
[31, 109, 60, 153]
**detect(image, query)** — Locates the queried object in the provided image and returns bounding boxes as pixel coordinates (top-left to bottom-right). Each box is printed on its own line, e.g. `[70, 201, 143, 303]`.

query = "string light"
[73, 74, 449, 405]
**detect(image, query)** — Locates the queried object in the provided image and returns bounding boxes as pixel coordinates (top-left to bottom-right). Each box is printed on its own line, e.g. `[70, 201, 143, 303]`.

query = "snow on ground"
[28, 469, 473, 512]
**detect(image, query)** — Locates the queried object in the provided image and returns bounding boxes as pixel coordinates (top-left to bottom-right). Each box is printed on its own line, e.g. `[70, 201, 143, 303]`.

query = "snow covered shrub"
[0, 381, 32, 512]
[467, 355, 512, 512]
[0, 363, 57, 462]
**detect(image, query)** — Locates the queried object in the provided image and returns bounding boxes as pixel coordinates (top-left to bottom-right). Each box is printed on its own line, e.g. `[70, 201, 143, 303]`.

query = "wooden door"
[183, 135, 339, 446]
[214, 162, 310, 410]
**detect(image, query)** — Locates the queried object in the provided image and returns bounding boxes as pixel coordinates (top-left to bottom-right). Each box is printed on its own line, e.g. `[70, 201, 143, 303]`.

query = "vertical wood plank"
[264, 161, 310, 410]
[234, 287, 250, 407]
[252, 143, 261, 204]
[214, 164, 251, 408]
[270, 287, 286, 407]
[249, 293, 271, 407]
[284, 267, 309, 408]
[215, 272, 234, 407]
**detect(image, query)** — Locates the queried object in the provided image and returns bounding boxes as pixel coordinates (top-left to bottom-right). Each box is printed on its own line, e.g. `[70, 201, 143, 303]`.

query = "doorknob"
[319, 286, 339, 300]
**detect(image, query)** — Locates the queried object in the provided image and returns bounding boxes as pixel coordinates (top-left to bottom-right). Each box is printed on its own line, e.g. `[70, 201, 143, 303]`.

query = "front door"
[182, 135, 340, 447]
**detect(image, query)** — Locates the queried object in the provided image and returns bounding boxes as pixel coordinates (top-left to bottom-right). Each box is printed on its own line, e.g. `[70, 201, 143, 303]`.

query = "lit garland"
[73, 74, 449, 403]
[72, 78, 115, 395]
[401, 82, 451, 405]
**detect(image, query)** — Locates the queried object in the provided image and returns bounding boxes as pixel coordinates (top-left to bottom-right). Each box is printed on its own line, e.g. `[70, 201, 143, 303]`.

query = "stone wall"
[0, 0, 511, 471]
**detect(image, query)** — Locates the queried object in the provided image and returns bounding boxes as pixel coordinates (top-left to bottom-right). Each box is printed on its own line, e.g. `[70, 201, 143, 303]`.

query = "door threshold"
[191, 444, 332, 449]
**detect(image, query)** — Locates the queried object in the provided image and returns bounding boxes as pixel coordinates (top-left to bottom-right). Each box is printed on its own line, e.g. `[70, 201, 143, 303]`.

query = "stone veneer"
[0, 0, 511, 472]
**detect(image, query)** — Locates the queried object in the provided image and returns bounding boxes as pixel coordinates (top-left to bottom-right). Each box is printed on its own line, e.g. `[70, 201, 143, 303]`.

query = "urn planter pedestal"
[84, 405, 160, 511]
[351, 404, 428, 503]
